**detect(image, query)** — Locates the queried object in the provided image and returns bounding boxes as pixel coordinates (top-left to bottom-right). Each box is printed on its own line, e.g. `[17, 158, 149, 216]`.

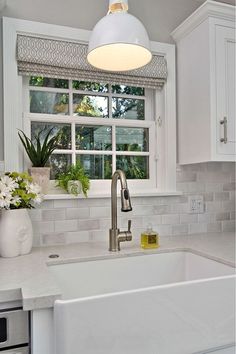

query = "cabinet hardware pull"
[220, 117, 227, 144]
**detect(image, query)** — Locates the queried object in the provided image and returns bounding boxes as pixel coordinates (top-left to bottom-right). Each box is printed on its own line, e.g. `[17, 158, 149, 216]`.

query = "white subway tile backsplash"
[33, 221, 54, 234]
[216, 212, 230, 221]
[65, 231, 90, 244]
[153, 205, 170, 214]
[177, 171, 197, 182]
[180, 214, 198, 224]
[170, 203, 189, 213]
[198, 213, 215, 223]
[223, 182, 236, 191]
[155, 225, 172, 236]
[66, 208, 90, 220]
[214, 192, 230, 201]
[187, 182, 205, 193]
[222, 220, 235, 232]
[78, 219, 100, 231]
[90, 230, 108, 242]
[189, 223, 207, 234]
[55, 219, 77, 232]
[203, 193, 214, 202]
[90, 207, 110, 218]
[28, 209, 42, 221]
[198, 171, 230, 183]
[222, 200, 235, 212]
[172, 224, 188, 235]
[162, 214, 180, 225]
[205, 183, 223, 193]
[207, 222, 222, 233]
[130, 205, 155, 216]
[41, 233, 65, 245]
[42, 209, 65, 221]
[30, 162, 235, 246]
[141, 215, 162, 227]
[205, 201, 222, 213]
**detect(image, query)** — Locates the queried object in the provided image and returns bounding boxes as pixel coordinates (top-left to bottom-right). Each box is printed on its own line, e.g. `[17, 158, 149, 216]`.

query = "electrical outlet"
[189, 196, 204, 214]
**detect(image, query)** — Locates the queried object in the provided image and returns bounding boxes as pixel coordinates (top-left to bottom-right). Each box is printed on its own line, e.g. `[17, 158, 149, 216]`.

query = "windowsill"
[43, 190, 183, 200]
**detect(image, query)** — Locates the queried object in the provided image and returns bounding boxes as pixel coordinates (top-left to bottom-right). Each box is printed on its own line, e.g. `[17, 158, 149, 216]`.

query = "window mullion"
[71, 122, 76, 165]
[69, 80, 76, 165]
[112, 124, 116, 174]
[110, 84, 116, 174]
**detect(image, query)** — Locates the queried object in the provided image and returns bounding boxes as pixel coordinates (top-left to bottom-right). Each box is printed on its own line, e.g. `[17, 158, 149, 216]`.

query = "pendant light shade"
[87, 1, 152, 72]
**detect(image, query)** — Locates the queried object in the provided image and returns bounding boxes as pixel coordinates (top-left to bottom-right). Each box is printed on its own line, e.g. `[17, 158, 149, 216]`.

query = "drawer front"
[0, 310, 29, 348]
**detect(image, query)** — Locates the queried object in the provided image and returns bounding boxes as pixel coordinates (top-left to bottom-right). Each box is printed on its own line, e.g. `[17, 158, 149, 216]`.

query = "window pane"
[116, 156, 149, 179]
[75, 125, 112, 151]
[73, 81, 108, 93]
[73, 94, 108, 117]
[31, 122, 71, 150]
[29, 76, 69, 89]
[48, 154, 72, 179]
[76, 155, 112, 179]
[112, 98, 144, 120]
[30, 91, 69, 115]
[112, 85, 144, 96]
[116, 127, 148, 152]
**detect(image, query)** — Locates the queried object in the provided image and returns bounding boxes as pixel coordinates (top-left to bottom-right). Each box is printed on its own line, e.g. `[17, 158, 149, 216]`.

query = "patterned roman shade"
[16, 35, 168, 89]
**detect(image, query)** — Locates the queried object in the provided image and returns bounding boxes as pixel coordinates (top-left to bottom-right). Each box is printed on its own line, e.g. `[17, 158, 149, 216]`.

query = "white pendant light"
[87, 0, 152, 72]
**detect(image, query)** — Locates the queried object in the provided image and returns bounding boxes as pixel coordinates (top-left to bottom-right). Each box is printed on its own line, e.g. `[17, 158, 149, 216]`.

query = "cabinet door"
[216, 25, 235, 156]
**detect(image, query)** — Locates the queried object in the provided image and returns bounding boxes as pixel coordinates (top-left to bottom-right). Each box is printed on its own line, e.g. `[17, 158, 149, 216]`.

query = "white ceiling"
[1, 0, 235, 43]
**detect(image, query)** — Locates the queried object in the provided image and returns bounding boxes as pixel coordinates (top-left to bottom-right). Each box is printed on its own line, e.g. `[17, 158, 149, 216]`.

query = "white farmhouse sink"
[49, 251, 234, 300]
[49, 251, 235, 354]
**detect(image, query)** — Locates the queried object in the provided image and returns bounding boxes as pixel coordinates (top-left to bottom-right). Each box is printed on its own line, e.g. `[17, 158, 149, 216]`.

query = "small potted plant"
[18, 128, 59, 193]
[56, 161, 90, 197]
[0, 172, 42, 257]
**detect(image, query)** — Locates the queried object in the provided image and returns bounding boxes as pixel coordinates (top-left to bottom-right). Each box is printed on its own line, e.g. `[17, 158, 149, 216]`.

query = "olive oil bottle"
[141, 225, 159, 249]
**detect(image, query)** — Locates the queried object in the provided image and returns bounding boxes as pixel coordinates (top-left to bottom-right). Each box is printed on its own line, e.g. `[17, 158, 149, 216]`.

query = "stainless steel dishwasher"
[0, 308, 29, 353]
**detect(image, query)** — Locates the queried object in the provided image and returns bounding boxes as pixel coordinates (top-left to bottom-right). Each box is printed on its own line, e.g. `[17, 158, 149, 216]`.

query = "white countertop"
[0, 232, 235, 311]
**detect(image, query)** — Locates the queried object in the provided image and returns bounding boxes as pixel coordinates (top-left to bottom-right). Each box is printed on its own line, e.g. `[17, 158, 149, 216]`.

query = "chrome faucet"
[109, 170, 132, 252]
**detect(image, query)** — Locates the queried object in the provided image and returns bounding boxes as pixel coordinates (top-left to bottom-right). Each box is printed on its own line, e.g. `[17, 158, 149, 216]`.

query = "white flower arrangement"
[0, 172, 43, 210]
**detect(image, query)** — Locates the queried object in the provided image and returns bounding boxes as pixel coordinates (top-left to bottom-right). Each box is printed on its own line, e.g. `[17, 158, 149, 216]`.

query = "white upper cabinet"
[172, 0, 235, 164]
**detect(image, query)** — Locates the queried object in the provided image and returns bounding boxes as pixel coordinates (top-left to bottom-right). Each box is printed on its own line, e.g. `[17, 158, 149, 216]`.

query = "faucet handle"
[128, 219, 131, 232]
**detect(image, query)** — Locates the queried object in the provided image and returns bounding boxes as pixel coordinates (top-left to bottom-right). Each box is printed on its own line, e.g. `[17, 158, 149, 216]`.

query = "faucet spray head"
[121, 188, 132, 212]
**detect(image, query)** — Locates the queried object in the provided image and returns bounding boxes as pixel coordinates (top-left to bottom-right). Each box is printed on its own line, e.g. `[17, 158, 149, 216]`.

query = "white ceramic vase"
[67, 180, 82, 195]
[0, 209, 33, 258]
[29, 167, 50, 194]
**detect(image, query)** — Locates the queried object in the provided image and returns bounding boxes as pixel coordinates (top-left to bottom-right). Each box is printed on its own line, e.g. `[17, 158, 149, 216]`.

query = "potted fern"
[56, 162, 90, 197]
[18, 128, 59, 194]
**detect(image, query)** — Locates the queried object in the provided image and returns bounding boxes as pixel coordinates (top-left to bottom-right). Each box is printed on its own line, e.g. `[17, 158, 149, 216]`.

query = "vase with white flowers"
[0, 172, 42, 258]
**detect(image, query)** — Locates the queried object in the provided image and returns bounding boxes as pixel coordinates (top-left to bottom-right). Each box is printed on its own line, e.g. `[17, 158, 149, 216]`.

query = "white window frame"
[23, 80, 155, 193]
[3, 17, 177, 196]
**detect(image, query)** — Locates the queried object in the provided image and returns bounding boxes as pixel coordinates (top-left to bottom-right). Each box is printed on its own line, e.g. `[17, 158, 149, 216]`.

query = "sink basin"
[50, 251, 235, 354]
[49, 251, 234, 300]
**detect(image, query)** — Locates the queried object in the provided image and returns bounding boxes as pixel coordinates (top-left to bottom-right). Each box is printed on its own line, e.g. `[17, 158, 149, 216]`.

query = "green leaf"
[18, 127, 59, 167]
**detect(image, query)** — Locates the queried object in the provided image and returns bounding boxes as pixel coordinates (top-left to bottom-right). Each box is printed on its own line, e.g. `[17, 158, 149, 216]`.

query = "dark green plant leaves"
[18, 128, 59, 167]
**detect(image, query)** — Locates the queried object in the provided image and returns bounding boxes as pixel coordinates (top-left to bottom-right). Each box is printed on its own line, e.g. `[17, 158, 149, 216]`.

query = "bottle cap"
[147, 223, 153, 233]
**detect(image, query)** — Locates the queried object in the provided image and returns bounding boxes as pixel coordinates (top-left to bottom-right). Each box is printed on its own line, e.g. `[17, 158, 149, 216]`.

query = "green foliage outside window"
[28, 76, 149, 180]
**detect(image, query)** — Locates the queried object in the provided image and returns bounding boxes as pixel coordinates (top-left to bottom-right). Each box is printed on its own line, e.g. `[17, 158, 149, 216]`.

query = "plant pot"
[29, 167, 50, 194]
[67, 180, 82, 195]
[0, 209, 33, 258]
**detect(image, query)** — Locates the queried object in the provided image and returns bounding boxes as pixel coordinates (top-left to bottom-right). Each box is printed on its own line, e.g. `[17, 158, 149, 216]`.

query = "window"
[3, 18, 176, 195]
[23, 76, 156, 191]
